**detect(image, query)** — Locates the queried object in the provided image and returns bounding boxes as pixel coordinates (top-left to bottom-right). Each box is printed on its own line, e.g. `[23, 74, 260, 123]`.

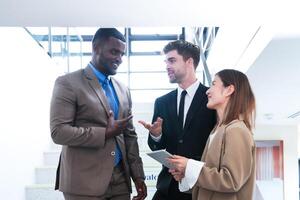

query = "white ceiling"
[0, 0, 298, 27]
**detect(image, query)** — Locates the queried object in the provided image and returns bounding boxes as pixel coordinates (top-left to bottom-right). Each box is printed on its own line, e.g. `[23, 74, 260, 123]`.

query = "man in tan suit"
[50, 28, 147, 200]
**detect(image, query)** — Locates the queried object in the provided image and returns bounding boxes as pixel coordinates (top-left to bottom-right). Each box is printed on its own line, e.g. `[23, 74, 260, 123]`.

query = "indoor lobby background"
[0, 1, 300, 200]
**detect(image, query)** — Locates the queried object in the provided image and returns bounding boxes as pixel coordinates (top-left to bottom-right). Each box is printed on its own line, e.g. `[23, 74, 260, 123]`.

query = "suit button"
[111, 151, 115, 156]
[153, 145, 157, 148]
[178, 140, 183, 144]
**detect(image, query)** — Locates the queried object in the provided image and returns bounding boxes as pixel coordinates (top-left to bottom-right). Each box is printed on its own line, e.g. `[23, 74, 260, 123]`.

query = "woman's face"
[206, 75, 230, 110]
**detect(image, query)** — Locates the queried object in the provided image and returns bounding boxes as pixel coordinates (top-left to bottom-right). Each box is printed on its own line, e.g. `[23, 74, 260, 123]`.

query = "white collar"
[177, 79, 200, 98]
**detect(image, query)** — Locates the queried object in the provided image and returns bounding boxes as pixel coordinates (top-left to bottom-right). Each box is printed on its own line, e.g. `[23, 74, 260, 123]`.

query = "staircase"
[25, 143, 63, 200]
[25, 102, 160, 200]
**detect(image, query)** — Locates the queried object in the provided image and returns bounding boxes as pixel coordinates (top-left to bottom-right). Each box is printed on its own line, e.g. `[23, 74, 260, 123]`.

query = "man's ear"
[224, 85, 235, 97]
[187, 57, 194, 67]
[93, 43, 100, 54]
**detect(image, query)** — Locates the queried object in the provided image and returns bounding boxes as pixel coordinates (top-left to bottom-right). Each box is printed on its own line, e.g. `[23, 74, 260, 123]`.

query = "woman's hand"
[169, 168, 184, 182]
[168, 155, 189, 181]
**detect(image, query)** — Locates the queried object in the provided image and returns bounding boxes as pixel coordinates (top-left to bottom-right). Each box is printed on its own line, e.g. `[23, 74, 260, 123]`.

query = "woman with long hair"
[168, 69, 256, 200]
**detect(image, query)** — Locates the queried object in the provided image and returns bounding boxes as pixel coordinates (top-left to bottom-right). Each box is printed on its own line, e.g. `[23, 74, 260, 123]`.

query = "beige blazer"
[192, 120, 256, 200]
[50, 66, 145, 196]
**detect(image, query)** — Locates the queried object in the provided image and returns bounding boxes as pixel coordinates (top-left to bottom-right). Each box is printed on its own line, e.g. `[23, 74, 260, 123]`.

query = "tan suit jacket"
[50, 66, 145, 196]
[192, 120, 256, 200]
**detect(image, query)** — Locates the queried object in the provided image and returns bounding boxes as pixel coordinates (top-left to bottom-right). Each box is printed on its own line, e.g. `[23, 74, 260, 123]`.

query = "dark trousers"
[152, 179, 192, 200]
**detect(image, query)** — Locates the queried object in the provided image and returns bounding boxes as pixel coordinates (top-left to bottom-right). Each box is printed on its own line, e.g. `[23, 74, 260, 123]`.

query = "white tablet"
[147, 149, 174, 169]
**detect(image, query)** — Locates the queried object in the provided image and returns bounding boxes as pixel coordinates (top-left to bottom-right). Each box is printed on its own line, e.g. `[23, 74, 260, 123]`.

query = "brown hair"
[216, 69, 256, 130]
[163, 40, 200, 69]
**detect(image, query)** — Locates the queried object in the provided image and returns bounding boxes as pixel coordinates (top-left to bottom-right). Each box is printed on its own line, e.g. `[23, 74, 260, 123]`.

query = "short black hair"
[92, 28, 126, 45]
[163, 40, 200, 69]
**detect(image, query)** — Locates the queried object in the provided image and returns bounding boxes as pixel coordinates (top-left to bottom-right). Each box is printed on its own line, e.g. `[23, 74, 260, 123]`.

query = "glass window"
[51, 41, 64, 53]
[117, 57, 128, 72]
[39, 41, 49, 52]
[69, 41, 82, 53]
[26, 27, 49, 35]
[82, 56, 91, 66]
[131, 89, 172, 103]
[113, 72, 129, 87]
[130, 55, 165, 72]
[51, 27, 68, 35]
[131, 40, 170, 53]
[82, 41, 92, 53]
[69, 56, 83, 71]
[52, 57, 68, 72]
[129, 72, 175, 90]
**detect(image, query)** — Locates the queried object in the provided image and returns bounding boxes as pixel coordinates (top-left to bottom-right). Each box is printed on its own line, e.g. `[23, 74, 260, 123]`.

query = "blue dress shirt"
[89, 62, 122, 165]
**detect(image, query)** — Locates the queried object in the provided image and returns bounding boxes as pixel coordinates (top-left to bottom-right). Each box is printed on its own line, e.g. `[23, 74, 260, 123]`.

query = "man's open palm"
[138, 117, 163, 137]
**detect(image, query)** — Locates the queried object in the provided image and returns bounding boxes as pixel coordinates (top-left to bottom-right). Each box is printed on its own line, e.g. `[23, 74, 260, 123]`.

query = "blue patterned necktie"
[102, 78, 122, 166]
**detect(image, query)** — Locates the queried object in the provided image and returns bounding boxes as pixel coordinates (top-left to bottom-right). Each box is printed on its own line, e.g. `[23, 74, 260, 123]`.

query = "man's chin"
[105, 68, 117, 76]
[169, 78, 177, 83]
[109, 70, 117, 76]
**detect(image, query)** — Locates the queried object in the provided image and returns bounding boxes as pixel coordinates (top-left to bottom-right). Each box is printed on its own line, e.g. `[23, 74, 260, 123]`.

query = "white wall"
[247, 36, 300, 122]
[0, 28, 63, 200]
[254, 122, 299, 200]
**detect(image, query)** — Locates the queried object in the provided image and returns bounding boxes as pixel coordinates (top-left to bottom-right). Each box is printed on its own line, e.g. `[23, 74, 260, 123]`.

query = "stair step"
[25, 184, 63, 200]
[35, 166, 56, 184]
[43, 151, 60, 166]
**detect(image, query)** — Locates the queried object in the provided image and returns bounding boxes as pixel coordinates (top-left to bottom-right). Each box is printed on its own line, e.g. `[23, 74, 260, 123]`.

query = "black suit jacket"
[148, 83, 216, 196]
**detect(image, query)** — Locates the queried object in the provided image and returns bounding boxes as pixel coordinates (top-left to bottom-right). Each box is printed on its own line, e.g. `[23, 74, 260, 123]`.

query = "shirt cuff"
[183, 159, 204, 189]
[149, 133, 162, 142]
[179, 177, 190, 192]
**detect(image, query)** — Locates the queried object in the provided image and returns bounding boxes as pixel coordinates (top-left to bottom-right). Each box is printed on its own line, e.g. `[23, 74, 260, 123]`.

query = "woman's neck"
[216, 102, 228, 127]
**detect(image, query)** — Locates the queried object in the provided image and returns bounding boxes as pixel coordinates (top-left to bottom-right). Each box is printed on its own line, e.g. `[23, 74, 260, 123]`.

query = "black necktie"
[178, 90, 187, 130]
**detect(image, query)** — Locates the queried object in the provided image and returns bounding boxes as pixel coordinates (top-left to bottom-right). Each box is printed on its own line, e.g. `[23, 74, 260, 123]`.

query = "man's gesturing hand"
[105, 110, 133, 139]
[138, 117, 163, 137]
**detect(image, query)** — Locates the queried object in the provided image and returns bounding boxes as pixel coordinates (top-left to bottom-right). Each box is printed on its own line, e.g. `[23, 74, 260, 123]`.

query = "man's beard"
[101, 61, 117, 76]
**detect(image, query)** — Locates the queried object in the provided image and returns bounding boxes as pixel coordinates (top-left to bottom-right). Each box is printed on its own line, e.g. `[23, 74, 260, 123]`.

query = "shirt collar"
[88, 62, 109, 84]
[177, 79, 200, 98]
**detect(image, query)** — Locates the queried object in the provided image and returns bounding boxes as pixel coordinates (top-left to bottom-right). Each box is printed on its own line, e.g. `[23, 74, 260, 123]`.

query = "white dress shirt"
[150, 80, 200, 141]
[179, 131, 217, 192]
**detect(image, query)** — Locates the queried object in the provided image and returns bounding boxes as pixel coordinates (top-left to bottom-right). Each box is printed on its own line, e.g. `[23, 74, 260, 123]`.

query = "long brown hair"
[216, 69, 256, 130]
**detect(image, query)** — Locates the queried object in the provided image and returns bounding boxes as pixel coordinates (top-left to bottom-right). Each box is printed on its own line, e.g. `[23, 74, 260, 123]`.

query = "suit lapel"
[205, 126, 225, 168]
[169, 90, 178, 121]
[84, 66, 110, 116]
[168, 89, 182, 137]
[184, 84, 207, 131]
[201, 139, 210, 161]
[201, 125, 218, 161]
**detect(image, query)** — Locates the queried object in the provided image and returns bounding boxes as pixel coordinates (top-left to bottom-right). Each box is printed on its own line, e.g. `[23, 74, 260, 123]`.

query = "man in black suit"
[139, 40, 216, 200]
